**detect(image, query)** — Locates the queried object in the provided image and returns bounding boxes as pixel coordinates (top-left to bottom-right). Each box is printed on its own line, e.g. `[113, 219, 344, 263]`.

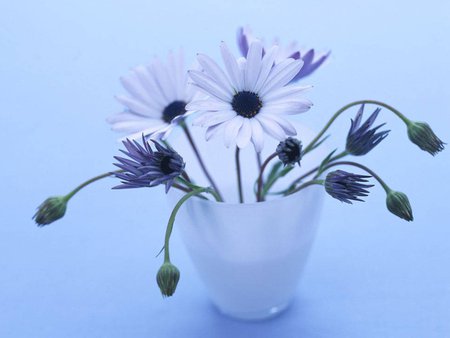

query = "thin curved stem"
[288, 150, 348, 192]
[181, 124, 223, 201]
[235, 147, 244, 203]
[65, 170, 123, 201]
[163, 187, 219, 263]
[303, 100, 411, 155]
[288, 179, 324, 195]
[256, 152, 278, 202]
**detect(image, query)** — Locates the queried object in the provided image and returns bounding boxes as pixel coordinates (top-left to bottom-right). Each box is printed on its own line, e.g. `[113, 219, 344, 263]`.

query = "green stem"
[181, 124, 223, 201]
[64, 170, 123, 201]
[256, 152, 278, 202]
[313, 150, 348, 179]
[288, 150, 348, 192]
[288, 179, 324, 195]
[235, 147, 244, 203]
[303, 100, 411, 155]
[322, 161, 391, 193]
[163, 187, 219, 263]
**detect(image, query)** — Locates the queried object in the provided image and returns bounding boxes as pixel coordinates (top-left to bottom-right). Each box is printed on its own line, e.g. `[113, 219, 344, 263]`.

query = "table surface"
[1, 0, 450, 337]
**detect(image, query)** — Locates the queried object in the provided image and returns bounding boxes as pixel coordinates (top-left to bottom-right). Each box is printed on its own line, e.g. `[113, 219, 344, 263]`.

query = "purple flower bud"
[113, 136, 185, 192]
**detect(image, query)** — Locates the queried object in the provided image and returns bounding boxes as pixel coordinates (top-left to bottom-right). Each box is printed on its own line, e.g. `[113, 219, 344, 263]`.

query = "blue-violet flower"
[113, 136, 185, 192]
[325, 170, 373, 203]
[346, 104, 390, 156]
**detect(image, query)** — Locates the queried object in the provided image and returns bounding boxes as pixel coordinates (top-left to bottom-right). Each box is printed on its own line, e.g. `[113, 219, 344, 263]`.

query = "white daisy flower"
[186, 41, 312, 152]
[107, 50, 195, 140]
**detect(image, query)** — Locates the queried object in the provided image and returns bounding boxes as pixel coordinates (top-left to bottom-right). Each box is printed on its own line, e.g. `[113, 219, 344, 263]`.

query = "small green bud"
[156, 262, 180, 297]
[386, 190, 413, 222]
[33, 196, 68, 226]
[407, 121, 445, 156]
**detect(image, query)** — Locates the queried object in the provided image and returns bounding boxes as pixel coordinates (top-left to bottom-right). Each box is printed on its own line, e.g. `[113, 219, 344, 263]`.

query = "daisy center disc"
[160, 156, 174, 175]
[231, 91, 262, 118]
[162, 101, 186, 123]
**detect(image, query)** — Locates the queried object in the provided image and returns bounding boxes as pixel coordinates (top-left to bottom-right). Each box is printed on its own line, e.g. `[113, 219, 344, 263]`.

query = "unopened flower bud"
[33, 196, 67, 226]
[386, 190, 413, 221]
[156, 262, 180, 297]
[276, 137, 302, 166]
[407, 121, 445, 156]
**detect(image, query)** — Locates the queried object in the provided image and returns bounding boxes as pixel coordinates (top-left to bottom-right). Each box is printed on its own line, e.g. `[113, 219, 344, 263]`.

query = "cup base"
[215, 301, 291, 321]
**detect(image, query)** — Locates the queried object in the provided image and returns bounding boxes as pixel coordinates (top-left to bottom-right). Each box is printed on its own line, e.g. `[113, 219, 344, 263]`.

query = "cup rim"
[171, 184, 324, 210]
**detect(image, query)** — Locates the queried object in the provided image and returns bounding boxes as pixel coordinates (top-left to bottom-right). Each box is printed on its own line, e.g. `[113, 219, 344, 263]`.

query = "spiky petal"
[346, 104, 390, 156]
[325, 170, 374, 204]
[113, 136, 185, 192]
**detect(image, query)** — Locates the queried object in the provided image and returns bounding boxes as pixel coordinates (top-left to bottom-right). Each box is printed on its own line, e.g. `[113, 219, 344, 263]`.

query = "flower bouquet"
[34, 27, 444, 319]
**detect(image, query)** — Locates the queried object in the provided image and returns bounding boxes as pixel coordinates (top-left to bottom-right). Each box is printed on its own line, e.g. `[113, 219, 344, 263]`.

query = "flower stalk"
[235, 147, 244, 203]
[159, 187, 220, 297]
[256, 152, 278, 202]
[181, 123, 223, 201]
[303, 100, 411, 155]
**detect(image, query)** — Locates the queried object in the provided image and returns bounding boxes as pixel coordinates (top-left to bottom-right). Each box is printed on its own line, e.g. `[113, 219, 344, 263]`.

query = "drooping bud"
[33, 196, 68, 226]
[407, 121, 445, 156]
[386, 190, 413, 221]
[276, 137, 302, 166]
[324, 170, 373, 204]
[156, 262, 180, 297]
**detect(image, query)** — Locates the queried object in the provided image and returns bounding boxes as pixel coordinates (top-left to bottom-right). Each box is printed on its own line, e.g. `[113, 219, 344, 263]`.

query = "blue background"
[1, 0, 450, 337]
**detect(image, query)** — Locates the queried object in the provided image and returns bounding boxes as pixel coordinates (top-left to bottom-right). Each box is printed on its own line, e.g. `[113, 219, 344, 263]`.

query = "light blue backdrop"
[1, 0, 450, 337]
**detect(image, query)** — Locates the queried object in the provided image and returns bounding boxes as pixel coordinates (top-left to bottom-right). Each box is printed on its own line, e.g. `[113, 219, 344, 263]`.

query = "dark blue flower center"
[162, 101, 186, 123]
[231, 91, 262, 118]
[160, 156, 174, 175]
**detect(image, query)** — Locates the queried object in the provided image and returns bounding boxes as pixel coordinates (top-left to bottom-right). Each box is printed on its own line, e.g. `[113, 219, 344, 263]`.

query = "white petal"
[250, 118, 264, 153]
[124, 124, 171, 141]
[192, 110, 236, 127]
[188, 70, 231, 102]
[245, 41, 263, 91]
[224, 116, 244, 148]
[113, 120, 167, 136]
[259, 59, 304, 97]
[220, 42, 243, 91]
[262, 100, 313, 115]
[263, 85, 312, 102]
[134, 66, 167, 109]
[236, 118, 252, 148]
[167, 50, 185, 99]
[253, 45, 278, 93]
[264, 114, 297, 136]
[256, 115, 286, 140]
[186, 99, 232, 111]
[120, 73, 153, 106]
[205, 123, 227, 141]
[197, 53, 233, 95]
[107, 111, 156, 124]
[150, 59, 176, 102]
[115, 95, 158, 117]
